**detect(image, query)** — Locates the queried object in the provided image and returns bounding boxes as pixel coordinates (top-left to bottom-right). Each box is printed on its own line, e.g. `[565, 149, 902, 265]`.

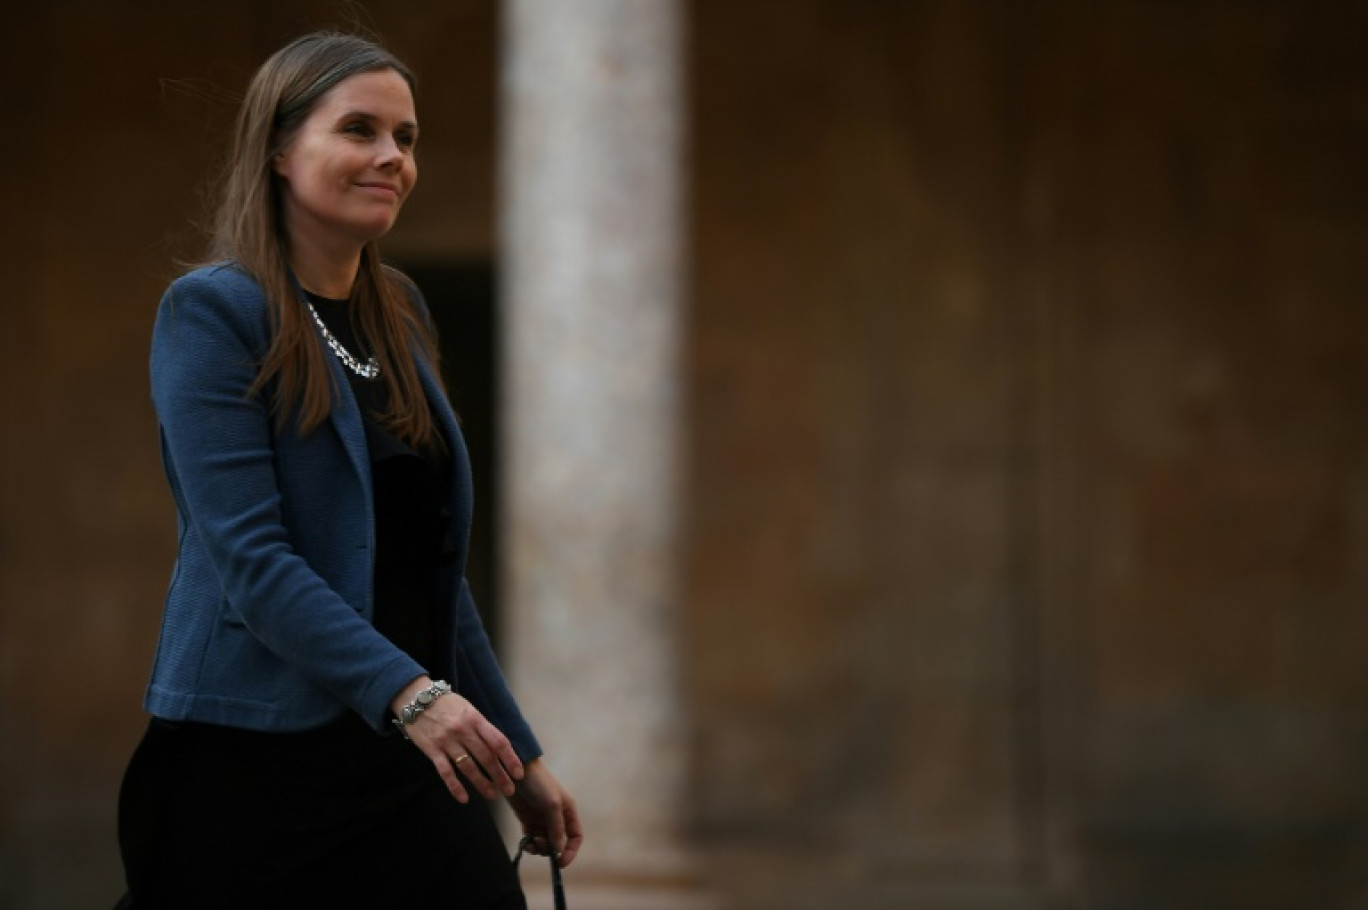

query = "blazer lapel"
[324, 355, 374, 503]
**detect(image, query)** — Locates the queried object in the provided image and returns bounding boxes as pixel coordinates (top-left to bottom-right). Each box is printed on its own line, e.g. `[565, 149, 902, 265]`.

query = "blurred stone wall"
[684, 1, 1368, 908]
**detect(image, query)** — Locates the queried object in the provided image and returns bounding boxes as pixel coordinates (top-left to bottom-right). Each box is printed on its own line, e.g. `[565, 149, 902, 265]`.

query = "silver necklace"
[305, 299, 382, 380]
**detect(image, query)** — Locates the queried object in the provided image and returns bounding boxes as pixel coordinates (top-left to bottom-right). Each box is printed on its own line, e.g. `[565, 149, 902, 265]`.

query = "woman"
[117, 31, 582, 909]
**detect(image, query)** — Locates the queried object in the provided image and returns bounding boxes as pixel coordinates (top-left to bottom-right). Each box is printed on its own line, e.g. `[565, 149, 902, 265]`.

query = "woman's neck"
[289, 232, 362, 299]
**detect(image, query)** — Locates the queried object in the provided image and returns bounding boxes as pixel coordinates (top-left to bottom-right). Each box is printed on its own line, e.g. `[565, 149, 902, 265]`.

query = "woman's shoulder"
[169, 260, 266, 302]
[154, 261, 273, 348]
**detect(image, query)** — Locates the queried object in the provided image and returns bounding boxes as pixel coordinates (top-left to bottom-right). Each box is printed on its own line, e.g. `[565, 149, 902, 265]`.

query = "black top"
[306, 290, 455, 673]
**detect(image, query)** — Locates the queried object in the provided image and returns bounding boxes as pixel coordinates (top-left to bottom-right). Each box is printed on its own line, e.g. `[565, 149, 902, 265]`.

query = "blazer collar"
[323, 351, 373, 502]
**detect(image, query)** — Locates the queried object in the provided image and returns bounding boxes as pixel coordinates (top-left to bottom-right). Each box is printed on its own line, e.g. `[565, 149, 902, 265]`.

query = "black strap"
[513, 835, 568, 910]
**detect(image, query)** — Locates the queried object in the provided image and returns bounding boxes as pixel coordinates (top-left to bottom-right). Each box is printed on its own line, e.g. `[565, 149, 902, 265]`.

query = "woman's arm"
[151, 267, 425, 729]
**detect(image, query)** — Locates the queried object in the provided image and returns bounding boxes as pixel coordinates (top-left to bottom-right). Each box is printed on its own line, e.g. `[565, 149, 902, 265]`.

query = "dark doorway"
[400, 261, 503, 651]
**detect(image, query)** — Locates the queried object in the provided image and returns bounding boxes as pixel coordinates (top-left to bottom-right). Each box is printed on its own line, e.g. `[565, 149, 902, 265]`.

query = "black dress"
[117, 293, 525, 910]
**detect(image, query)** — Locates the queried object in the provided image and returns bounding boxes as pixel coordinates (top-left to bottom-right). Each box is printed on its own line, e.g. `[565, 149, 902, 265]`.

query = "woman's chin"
[349, 216, 400, 244]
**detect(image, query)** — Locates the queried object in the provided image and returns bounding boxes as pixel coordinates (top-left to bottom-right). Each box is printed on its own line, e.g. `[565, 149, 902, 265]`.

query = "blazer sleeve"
[151, 268, 426, 730]
[452, 578, 543, 762]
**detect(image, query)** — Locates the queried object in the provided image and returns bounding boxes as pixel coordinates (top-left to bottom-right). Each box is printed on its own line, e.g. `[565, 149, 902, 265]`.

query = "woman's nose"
[375, 137, 404, 168]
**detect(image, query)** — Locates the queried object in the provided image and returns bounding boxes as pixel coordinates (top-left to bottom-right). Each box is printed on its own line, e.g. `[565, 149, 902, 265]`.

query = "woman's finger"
[559, 800, 584, 867]
[450, 733, 514, 798]
[425, 747, 470, 803]
[469, 717, 522, 795]
[540, 792, 568, 859]
[444, 744, 500, 800]
[482, 720, 525, 782]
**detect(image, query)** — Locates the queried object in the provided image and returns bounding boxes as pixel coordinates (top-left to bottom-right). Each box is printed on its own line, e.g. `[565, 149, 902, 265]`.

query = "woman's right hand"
[391, 678, 525, 803]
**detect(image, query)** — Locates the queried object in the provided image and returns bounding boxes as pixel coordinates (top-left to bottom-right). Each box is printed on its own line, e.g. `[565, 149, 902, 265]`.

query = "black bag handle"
[513, 835, 568, 910]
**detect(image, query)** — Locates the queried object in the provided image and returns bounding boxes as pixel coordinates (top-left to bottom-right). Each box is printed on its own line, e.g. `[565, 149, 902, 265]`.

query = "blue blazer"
[145, 263, 540, 760]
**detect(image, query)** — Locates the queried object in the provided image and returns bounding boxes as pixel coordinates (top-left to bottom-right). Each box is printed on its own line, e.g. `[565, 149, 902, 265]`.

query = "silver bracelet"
[392, 679, 452, 738]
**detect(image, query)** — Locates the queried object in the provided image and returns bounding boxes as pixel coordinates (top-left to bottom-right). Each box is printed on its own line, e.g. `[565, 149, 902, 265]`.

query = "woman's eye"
[396, 132, 417, 149]
[342, 122, 372, 137]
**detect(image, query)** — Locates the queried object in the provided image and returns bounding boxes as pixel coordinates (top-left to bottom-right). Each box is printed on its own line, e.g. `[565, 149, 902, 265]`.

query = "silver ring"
[454, 753, 469, 765]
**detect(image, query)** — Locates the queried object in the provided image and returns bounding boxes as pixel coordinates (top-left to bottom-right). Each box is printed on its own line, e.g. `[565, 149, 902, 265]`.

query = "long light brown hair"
[209, 31, 442, 452]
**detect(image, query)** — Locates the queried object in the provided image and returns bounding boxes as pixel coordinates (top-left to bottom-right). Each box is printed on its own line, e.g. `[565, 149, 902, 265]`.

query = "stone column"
[499, 1, 703, 906]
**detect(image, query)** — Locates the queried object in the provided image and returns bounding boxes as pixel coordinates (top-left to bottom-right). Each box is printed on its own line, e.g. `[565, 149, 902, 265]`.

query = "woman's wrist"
[390, 677, 451, 738]
[390, 675, 434, 720]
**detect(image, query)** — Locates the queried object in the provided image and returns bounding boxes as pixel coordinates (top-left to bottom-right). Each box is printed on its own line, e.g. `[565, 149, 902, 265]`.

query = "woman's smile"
[356, 181, 400, 199]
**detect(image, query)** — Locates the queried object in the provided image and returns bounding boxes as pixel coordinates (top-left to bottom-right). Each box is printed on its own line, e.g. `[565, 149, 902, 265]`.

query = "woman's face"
[273, 68, 418, 251]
